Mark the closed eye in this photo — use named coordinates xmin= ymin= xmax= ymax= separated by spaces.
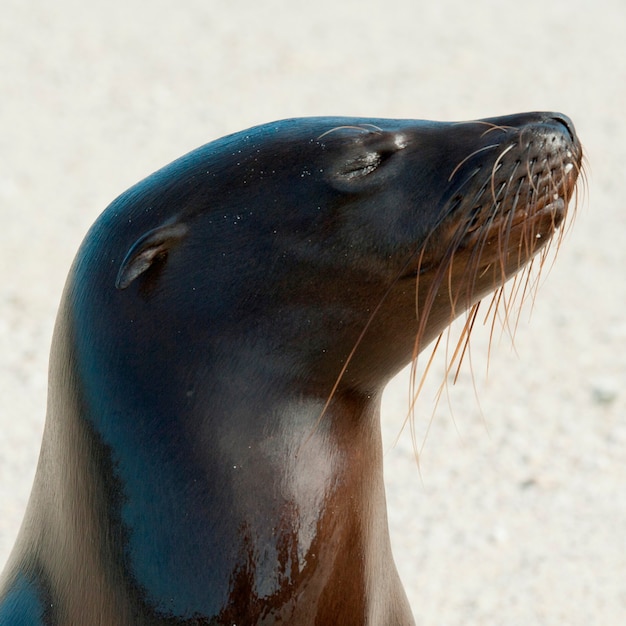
xmin=337 ymin=147 xmax=402 ymax=180
xmin=338 ymin=151 xmax=383 ymax=179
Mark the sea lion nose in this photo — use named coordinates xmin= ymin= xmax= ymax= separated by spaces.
xmin=547 ymin=113 xmax=577 ymax=142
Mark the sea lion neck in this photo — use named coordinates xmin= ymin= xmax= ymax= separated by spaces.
xmin=65 ymin=299 xmax=398 ymax=621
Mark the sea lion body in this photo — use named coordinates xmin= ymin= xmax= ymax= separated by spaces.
xmin=0 ymin=114 xmax=582 ymax=624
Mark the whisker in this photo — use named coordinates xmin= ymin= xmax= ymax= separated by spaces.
xmin=317 ymin=124 xmax=383 ymax=139
xmin=314 ymin=117 xmax=583 ymax=467
xmin=448 ymin=144 xmax=501 ymax=182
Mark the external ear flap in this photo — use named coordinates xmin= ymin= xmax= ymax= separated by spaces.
xmin=116 ymin=221 xmax=189 ymax=290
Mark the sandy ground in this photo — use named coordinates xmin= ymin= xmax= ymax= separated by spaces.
xmin=1 ymin=0 xmax=625 ymax=623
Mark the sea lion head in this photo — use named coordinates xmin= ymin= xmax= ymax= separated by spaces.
xmin=107 ymin=113 xmax=581 ymax=394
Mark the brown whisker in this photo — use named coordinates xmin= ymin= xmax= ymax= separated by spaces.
xmin=448 ymin=144 xmax=500 ymax=182
xmin=314 ymin=115 xmax=583 ymax=465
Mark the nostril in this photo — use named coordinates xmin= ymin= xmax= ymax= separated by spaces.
xmin=549 ymin=113 xmax=577 ymax=142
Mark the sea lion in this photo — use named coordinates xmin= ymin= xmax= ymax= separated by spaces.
xmin=0 ymin=112 xmax=582 ymax=625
